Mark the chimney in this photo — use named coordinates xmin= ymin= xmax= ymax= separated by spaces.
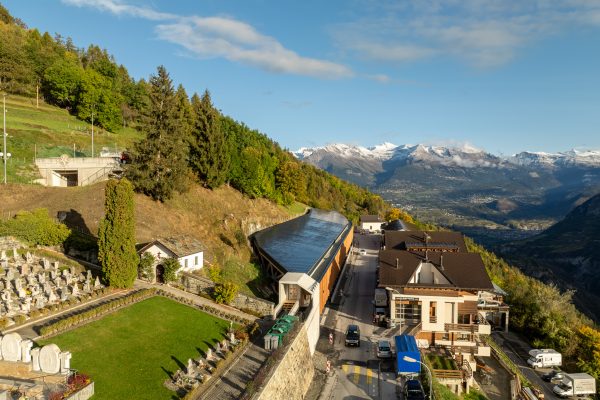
xmin=396 ymin=258 xmax=399 ymax=268
xmin=425 ymin=250 xmax=429 ymax=262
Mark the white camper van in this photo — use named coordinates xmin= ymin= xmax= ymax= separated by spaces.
xmin=527 ymin=349 xmax=562 ymax=369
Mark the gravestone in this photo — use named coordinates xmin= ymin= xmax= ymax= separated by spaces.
xmin=47 ymin=290 xmax=57 ymax=303
xmin=38 ymin=273 xmax=46 ymax=284
xmin=1 ymin=332 xmax=23 ymax=362
xmin=20 ymin=339 xmax=33 ymax=363
xmin=82 ymin=281 xmax=91 ymax=293
xmin=94 ymin=277 xmax=101 ymax=289
xmin=42 ymin=258 xmax=50 ymax=270
xmin=71 ymin=284 xmax=79 ymax=296
xmin=186 ymin=359 xmax=195 ymax=375
xmin=39 ymin=344 xmax=61 ymax=374
xmin=215 ymin=342 xmax=222 ymax=354
xmin=12 ymin=247 xmax=18 ymax=259
xmin=86 ymin=270 xmax=92 ymax=281
xmin=25 ymin=252 xmax=33 ymax=263
xmin=53 ymin=261 xmax=60 ymax=270
xmin=229 ymin=332 xmax=237 ymax=344
xmin=206 ymin=348 xmax=213 ymax=360
xmin=60 ymin=351 xmax=72 ymax=374
xmin=31 ymin=347 xmax=41 ymax=371
xmin=19 ymin=264 xmax=30 ymax=276
xmin=0 ymin=250 xmax=6 ymax=260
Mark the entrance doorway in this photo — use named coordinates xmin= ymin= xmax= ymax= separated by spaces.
xmin=156 ymin=265 xmax=165 ymax=283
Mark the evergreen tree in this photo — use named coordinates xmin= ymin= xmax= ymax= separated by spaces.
xmin=98 ymin=178 xmax=138 ymax=288
xmin=190 ymin=90 xmax=230 ymax=188
xmin=126 ymin=66 xmax=189 ymax=201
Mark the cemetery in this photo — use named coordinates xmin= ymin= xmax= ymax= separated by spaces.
xmin=0 ymin=332 xmax=93 ymax=399
xmin=41 ymin=295 xmax=241 ymax=399
xmin=0 ymin=238 xmax=104 ymax=329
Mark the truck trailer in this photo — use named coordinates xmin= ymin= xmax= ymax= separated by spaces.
xmin=527 ymin=349 xmax=562 ymax=369
xmin=552 ymin=372 xmax=596 ymax=398
xmin=374 ymin=288 xmax=388 ymax=307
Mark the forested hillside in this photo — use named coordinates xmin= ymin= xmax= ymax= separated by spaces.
xmin=0 ymin=3 xmax=385 ymax=221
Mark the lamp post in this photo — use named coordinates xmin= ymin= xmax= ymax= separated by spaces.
xmin=403 ymin=355 xmax=432 ymax=400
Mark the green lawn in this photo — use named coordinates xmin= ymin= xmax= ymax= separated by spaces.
xmin=40 ymin=296 xmax=230 ymax=400
xmin=427 ymin=354 xmax=458 ymax=370
xmin=2 ymin=95 xmax=142 ymax=183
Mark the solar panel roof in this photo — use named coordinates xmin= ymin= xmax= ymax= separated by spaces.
xmin=252 ymin=209 xmax=351 ymax=281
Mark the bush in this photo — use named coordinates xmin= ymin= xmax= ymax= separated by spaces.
xmin=13 ymin=314 xmax=27 ymax=324
xmin=0 ymin=208 xmax=71 ymax=246
xmin=213 ymin=282 xmax=238 ymax=305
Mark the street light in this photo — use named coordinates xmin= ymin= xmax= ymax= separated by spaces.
xmin=403 ymin=355 xmax=432 ymax=400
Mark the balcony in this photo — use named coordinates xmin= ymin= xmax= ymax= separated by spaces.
xmin=444 ymin=323 xmax=490 ymax=335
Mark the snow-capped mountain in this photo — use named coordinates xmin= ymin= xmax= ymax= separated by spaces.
xmin=295 ymin=142 xmax=600 ymax=169
xmin=511 ymin=150 xmax=600 ymax=167
xmin=293 ymin=141 xmax=600 ymax=246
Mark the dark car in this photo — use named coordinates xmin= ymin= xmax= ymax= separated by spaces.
xmin=403 ymin=379 xmax=426 ymax=400
xmin=344 ymin=324 xmax=360 ymax=347
xmin=542 ymin=369 xmax=564 ymax=383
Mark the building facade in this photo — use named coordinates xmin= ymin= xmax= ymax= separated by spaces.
xmin=138 ymin=236 xmax=204 ymax=283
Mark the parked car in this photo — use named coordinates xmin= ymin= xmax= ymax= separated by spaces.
xmin=376 ymin=340 xmax=392 ymax=358
xmin=403 ymin=379 xmax=426 ymax=400
xmin=344 ymin=324 xmax=360 ymax=347
xmin=542 ymin=369 xmax=564 ymax=383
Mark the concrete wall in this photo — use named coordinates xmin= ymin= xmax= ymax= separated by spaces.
xmin=179 ymin=272 xmax=274 ymax=316
xmin=318 ymin=227 xmax=353 ymax=313
xmin=257 ymin=325 xmax=314 ymax=400
xmin=35 ymin=157 xmax=119 ymax=187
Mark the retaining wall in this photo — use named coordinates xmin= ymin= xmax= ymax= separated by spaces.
xmin=256 ymin=325 xmax=314 ymax=400
xmin=179 ymin=273 xmax=274 ymax=316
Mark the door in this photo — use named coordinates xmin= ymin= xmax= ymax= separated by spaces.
xmin=155 ymin=265 xmax=165 ymax=283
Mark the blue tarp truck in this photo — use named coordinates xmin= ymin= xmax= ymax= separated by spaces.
xmin=395 ymin=335 xmax=421 ymax=375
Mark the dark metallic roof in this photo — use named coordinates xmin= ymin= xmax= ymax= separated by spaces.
xmin=360 ymin=215 xmax=382 ymax=223
xmin=252 ymin=209 xmax=351 ymax=281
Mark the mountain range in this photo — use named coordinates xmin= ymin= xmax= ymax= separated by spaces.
xmin=295 ymin=143 xmax=600 ymax=244
xmin=501 ymin=193 xmax=600 ymax=322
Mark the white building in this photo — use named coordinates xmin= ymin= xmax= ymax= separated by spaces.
xmin=138 ymin=236 xmax=205 ymax=283
xmin=360 ymin=215 xmax=383 ymax=232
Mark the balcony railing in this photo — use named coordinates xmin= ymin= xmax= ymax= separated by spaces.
xmin=429 ymin=315 xmax=437 ymax=323
xmin=445 ymin=323 xmax=477 ymax=333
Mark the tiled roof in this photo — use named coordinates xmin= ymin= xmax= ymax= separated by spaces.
xmin=139 ymin=236 xmax=205 ymax=258
xmin=378 ymin=247 xmax=494 ymax=291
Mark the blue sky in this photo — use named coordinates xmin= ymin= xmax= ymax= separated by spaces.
xmin=4 ymin=0 xmax=600 ymax=154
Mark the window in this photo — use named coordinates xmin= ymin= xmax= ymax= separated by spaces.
xmin=395 ymin=299 xmax=422 ymax=323
xmin=429 ymin=302 xmax=437 ymax=323
xmin=185 ymin=259 xmax=188 ymax=268
xmin=458 ymin=314 xmax=471 ymax=324
xmin=195 ymin=256 xmax=199 ymax=265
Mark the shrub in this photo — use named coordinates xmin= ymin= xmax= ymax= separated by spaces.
xmin=213 ymin=282 xmax=238 ymax=305
xmin=0 ymin=208 xmax=71 ymax=246
xmin=13 ymin=314 xmax=26 ymax=324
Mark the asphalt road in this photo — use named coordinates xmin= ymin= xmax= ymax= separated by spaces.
xmin=324 ymin=233 xmax=402 ymax=400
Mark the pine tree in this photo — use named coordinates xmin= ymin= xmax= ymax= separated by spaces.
xmin=125 ymin=66 xmax=189 ymax=201
xmin=190 ymin=90 xmax=230 ymax=188
xmin=98 ymin=178 xmax=138 ymax=288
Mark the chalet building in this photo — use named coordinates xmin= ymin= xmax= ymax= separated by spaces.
xmin=378 ymin=231 xmax=509 ymax=387
xmin=137 ymin=236 xmax=205 ymax=283
xmin=360 ymin=214 xmax=383 ymax=232
xmin=251 ymin=209 xmax=353 ymax=353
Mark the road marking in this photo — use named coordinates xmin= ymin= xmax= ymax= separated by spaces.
xmin=353 ymin=365 xmax=361 ymax=384
xmin=342 ymin=364 xmax=349 ymax=374
xmin=366 ymin=366 xmax=372 ymax=385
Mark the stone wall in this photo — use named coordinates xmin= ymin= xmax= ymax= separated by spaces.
xmin=65 ymin=382 xmax=95 ymax=400
xmin=256 ymin=325 xmax=314 ymax=400
xmin=179 ymin=273 xmax=274 ymax=316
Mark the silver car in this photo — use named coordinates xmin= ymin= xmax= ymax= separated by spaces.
xmin=376 ymin=340 xmax=392 ymax=358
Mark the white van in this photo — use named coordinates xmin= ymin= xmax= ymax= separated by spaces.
xmin=527 ymin=349 xmax=561 ymax=369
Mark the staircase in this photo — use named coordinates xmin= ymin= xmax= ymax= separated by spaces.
xmin=282 ymin=301 xmax=296 ymax=314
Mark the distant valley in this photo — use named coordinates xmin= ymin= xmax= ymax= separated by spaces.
xmin=295 ymin=143 xmax=600 ymax=245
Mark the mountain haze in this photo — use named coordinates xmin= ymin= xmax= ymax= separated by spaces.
xmin=296 ymin=143 xmax=600 ymax=244
xmin=501 ymin=193 xmax=600 ymax=322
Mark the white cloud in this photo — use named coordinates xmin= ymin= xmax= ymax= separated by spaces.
xmin=62 ymin=0 xmax=353 ymax=79
xmin=156 ymin=17 xmax=353 ymax=78
xmin=335 ymin=0 xmax=600 ymax=68
xmin=62 ymin=0 xmax=176 ymax=20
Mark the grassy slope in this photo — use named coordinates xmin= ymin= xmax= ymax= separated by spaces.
xmin=0 ymin=181 xmax=297 ymax=295
xmin=1 ymin=95 xmax=141 ymax=183
xmin=40 ymin=296 xmax=229 ymax=400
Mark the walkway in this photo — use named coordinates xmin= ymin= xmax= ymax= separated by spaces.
xmin=135 ymin=280 xmax=257 ymax=322
xmin=197 ymin=330 xmax=271 ymax=400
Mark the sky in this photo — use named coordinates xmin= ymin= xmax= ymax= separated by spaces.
xmin=4 ymin=0 xmax=600 ymax=154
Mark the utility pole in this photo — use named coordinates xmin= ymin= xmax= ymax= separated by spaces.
xmin=3 ymin=94 xmax=7 ymax=184
xmin=91 ymin=108 xmax=94 ymax=158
